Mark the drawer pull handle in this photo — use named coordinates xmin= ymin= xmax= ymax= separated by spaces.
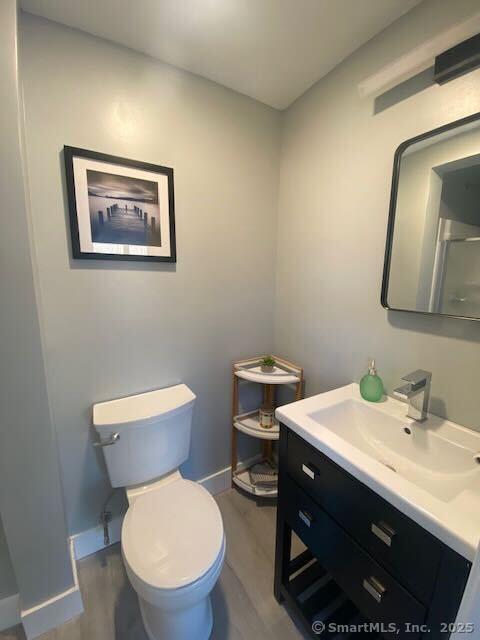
xmin=302 ymin=463 xmax=319 ymax=480
xmin=371 ymin=521 xmax=396 ymax=547
xmin=298 ymin=509 xmax=314 ymax=528
xmin=363 ymin=576 xmax=386 ymax=604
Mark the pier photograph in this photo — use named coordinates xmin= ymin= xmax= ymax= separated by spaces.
xmin=87 ymin=170 xmax=161 ymax=247
xmin=64 ymin=146 xmax=176 ymax=262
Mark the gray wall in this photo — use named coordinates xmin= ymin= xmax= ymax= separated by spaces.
xmin=274 ymin=0 xmax=480 ymax=430
xmin=19 ymin=14 xmax=281 ymax=535
xmin=0 ymin=0 xmax=74 ymax=609
xmin=0 ymin=517 xmax=17 ymax=601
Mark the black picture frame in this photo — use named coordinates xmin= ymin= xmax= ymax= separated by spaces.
xmin=64 ymin=146 xmax=176 ymax=262
xmin=381 ymin=110 xmax=480 ymax=322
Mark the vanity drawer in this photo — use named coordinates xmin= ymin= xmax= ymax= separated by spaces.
xmin=286 ymin=431 xmax=442 ymax=604
xmin=284 ymin=479 xmax=426 ymax=640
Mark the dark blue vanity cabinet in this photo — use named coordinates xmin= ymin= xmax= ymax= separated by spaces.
xmin=274 ymin=426 xmax=472 ymax=639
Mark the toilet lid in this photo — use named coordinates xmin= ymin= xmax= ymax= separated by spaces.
xmin=122 ymin=479 xmax=224 ymax=590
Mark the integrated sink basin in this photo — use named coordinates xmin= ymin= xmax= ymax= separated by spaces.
xmin=309 ymin=397 xmax=479 ymax=502
xmin=276 ymin=383 xmax=480 ymax=560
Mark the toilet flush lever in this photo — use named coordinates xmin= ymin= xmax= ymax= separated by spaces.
xmin=93 ymin=432 xmax=120 ymax=448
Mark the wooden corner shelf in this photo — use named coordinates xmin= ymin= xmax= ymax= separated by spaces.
xmin=234 ymin=410 xmax=279 ymax=440
xmin=232 ymin=462 xmax=278 ymax=497
xmin=231 ymin=355 xmax=304 ymax=499
xmin=234 ymin=356 xmax=302 ymax=385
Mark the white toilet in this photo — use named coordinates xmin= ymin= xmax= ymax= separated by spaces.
xmin=93 ymin=384 xmax=225 ymax=640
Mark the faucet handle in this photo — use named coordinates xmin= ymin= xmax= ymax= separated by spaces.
xmin=401 ymin=370 xmax=432 ymax=389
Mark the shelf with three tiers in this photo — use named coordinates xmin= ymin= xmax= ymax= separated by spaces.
xmin=231 ymin=355 xmax=304 ymax=498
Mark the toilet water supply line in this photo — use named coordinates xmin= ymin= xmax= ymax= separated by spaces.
xmin=100 ymin=489 xmax=117 ymax=545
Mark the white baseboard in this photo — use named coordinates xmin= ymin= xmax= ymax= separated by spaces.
xmin=197 ymin=465 xmax=231 ymax=495
xmin=71 ymin=513 xmax=123 ymax=561
xmin=21 ymin=540 xmax=83 ymax=639
xmin=199 ymin=454 xmax=263 ymax=495
xmin=0 ymin=593 xmax=20 ymax=632
xmin=72 ymin=456 xmax=262 ymax=561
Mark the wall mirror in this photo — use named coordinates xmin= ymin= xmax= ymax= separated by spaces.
xmin=382 ymin=112 xmax=480 ymax=321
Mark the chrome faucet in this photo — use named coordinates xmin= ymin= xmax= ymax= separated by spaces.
xmin=393 ymin=370 xmax=432 ymax=422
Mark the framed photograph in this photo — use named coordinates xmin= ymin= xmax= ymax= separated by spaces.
xmin=64 ymin=146 xmax=176 ymax=262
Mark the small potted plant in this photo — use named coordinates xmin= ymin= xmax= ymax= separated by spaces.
xmin=260 ymin=356 xmax=276 ymax=373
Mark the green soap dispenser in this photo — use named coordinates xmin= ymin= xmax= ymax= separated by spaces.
xmin=360 ymin=359 xmax=384 ymax=402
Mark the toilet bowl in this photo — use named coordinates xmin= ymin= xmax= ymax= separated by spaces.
xmin=122 ymin=474 xmax=225 ymax=640
xmin=93 ymin=384 xmax=225 ymax=640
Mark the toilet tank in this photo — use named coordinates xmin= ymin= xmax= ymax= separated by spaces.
xmin=93 ymin=384 xmax=196 ymax=488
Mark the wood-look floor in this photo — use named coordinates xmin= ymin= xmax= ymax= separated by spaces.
xmin=1 ymin=489 xmax=307 ymax=640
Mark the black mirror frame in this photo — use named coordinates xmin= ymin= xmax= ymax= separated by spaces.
xmin=381 ymin=110 xmax=480 ymax=323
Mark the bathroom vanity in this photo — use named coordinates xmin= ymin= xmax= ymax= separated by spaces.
xmin=274 ymin=385 xmax=478 ymax=639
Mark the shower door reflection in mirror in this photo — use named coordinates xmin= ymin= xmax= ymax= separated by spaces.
xmin=382 ymin=113 xmax=480 ymax=321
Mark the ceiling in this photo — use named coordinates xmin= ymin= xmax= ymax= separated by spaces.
xmin=20 ymin=0 xmax=423 ymax=110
